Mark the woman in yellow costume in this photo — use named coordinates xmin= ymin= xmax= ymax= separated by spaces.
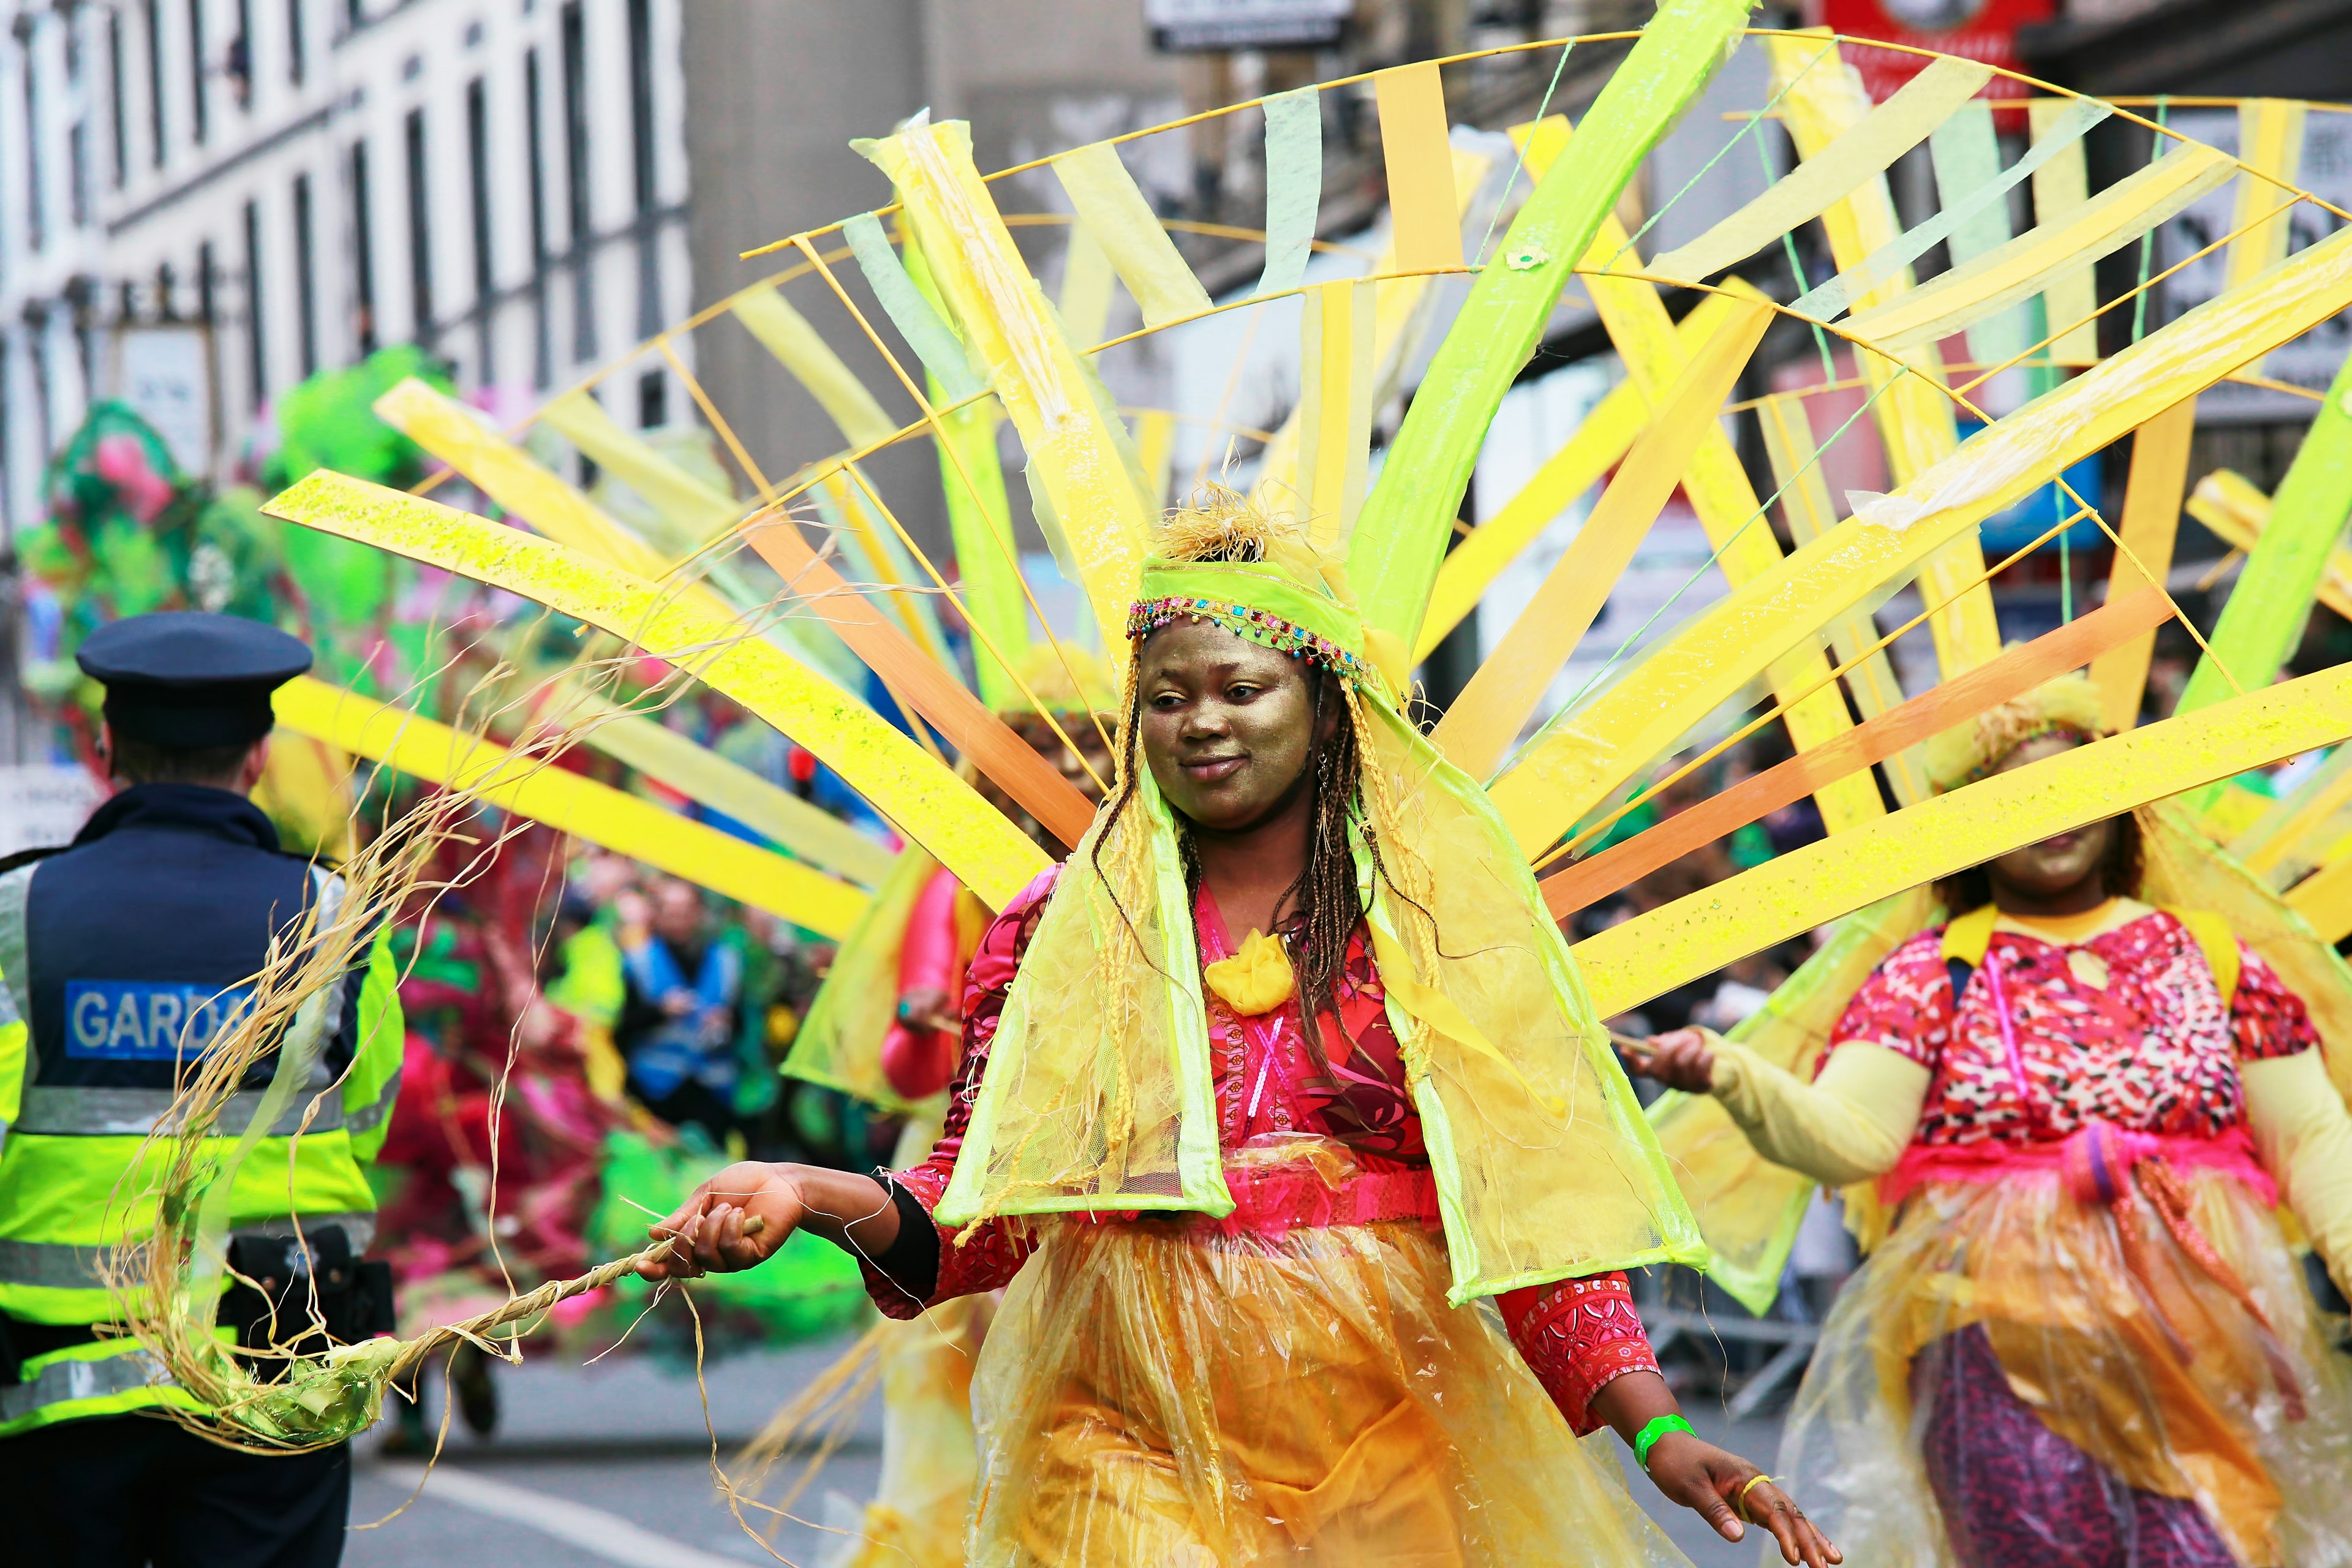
xmin=1631 ymin=674 xmax=2352 ymax=1568
xmin=646 ymin=496 xmax=1839 ymax=1566
xmin=783 ymin=643 xmax=1117 ymax=1568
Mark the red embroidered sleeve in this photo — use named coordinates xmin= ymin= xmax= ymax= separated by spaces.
xmin=1496 ymin=1271 xmax=1659 ymax=1436
xmin=859 ymin=868 xmax=1058 ymax=1319
xmin=1824 ymin=930 xmax=1958 ymax=1072
xmin=2229 ymin=943 xmax=2320 ymax=1063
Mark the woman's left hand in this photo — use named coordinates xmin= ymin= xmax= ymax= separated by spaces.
xmin=1644 ymin=1432 xmax=1841 ymax=1567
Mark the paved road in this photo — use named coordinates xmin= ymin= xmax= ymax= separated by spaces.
xmin=345 ymin=1332 xmax=1788 ymax=1567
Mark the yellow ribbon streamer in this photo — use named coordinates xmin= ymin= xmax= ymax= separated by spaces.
xmin=1572 ymin=660 xmax=2352 ymax=1019
xmin=262 ymin=470 xmax=1051 ymax=910
xmin=271 ymin=677 xmax=870 ymax=940
xmin=1050 ymin=143 xmax=1213 ymax=331
xmin=1373 ymin=61 xmax=1464 ymax=275
xmin=729 ymin=284 xmax=900 ymax=451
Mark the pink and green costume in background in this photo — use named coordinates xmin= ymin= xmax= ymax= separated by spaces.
xmin=1791 ymin=909 xmax=2351 ymax=1568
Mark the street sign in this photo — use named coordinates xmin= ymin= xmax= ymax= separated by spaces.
xmin=1146 ymin=0 xmax=1351 ymax=52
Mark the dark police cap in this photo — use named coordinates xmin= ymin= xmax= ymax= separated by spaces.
xmin=76 ymin=612 xmax=314 ymax=748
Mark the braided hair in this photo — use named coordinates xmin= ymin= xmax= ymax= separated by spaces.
xmin=1092 ymin=647 xmax=1375 ymax=1115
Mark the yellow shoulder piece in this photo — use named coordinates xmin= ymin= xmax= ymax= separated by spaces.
xmin=2165 ymin=907 xmax=2242 ymax=1001
xmin=1940 ymin=905 xmax=2000 ymax=969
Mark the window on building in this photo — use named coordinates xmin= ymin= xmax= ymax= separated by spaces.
xmin=187 ymin=0 xmax=206 ymax=144
xmin=228 ymin=0 xmax=252 ymax=108
xmin=559 ymin=2 xmax=587 ymax=245
xmin=143 ymin=0 xmax=164 ymax=169
xmin=350 ymin=139 xmax=375 ymax=353
xmin=466 ymin=77 xmax=491 ymax=380
xmin=405 ymin=106 xmax=431 ymax=336
xmin=345 ymin=0 xmax=361 ymax=31
xmin=68 ymin=123 xmax=88 ymax=231
xmin=22 ymin=28 xmax=47 ymax=254
xmin=636 ymin=369 xmax=664 ymax=430
xmin=0 ymin=336 xmax=13 ymax=540
xmin=198 ymin=238 xmax=216 ymax=322
xmin=286 ymin=0 xmax=303 ymax=85
xmin=293 ymin=170 xmax=317 ymax=377
xmin=627 ymin=0 xmax=652 ymax=214
xmin=243 ymin=199 xmax=265 ymax=406
xmin=524 ymin=47 xmax=549 ymax=387
xmin=107 ymin=12 xmax=127 ymax=187
xmin=560 ymin=1 xmax=593 ymax=360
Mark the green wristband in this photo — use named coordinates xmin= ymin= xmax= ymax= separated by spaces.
xmin=1634 ymin=1413 xmax=1695 ymax=1471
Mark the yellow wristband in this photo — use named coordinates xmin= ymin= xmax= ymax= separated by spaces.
xmin=1737 ymin=1474 xmax=1776 ymax=1520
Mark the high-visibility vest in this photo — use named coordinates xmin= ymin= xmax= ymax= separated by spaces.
xmin=0 ymin=784 xmax=403 ymax=1436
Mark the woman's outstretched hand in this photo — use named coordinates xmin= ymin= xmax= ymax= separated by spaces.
xmin=1643 ymin=1430 xmax=1841 ymax=1567
xmin=1620 ymin=1027 xmax=1717 ymax=1095
xmin=638 ymin=1161 xmax=805 ymax=1280
xmin=1589 ymin=1371 xmax=1839 ymax=1566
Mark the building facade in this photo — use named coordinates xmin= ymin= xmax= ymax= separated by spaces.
xmin=0 ymin=0 xmax=694 ymax=536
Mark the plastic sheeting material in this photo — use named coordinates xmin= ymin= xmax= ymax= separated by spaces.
xmin=960 ymin=1180 xmax=1694 ymax=1564
xmin=1257 ymin=85 xmax=1324 ymax=298
xmin=1374 ymin=62 xmax=1463 ymax=275
xmin=1050 ymin=141 xmax=1212 ymax=331
xmin=843 ymin=211 xmax=987 ymax=403
xmin=1781 ymin=1172 xmax=2352 ymax=1566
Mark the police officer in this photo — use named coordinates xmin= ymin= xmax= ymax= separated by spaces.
xmin=0 ymin=612 xmax=404 ymax=1566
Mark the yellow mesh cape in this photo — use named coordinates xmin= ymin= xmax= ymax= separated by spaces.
xmin=1654 ymin=675 xmax=2352 ymax=1314
xmin=934 ymin=519 xmax=1703 ymax=1304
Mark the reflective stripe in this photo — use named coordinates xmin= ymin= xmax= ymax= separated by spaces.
xmin=342 ymin=1064 xmax=401 ymax=1136
xmin=14 ymin=1084 xmax=350 ymax=1136
xmin=0 ymin=1341 xmax=168 ymax=1427
xmin=0 ymin=1213 xmax=378 ymax=1290
xmin=0 ymin=865 xmax=31 ymax=1030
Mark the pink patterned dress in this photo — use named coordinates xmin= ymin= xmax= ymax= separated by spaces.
xmin=861 ymin=867 xmax=1659 ymax=1436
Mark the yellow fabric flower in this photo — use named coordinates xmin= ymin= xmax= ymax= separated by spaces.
xmin=1202 ymin=929 xmax=1295 ymax=1016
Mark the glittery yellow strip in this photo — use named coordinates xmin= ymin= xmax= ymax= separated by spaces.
xmin=271 ymin=677 xmax=870 ymax=939
xmin=1573 ymin=661 xmax=2352 ymax=1018
xmin=262 ymin=470 xmax=1050 ymax=909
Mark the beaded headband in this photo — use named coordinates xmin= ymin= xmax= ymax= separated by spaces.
xmin=1125 ymin=593 xmax=1371 ymax=684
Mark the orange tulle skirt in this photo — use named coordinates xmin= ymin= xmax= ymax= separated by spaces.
xmin=961 ymin=1210 xmax=1688 ymax=1567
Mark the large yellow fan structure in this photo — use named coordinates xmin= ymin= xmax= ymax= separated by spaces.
xmin=137 ymin=1 xmax=2352 ymax=1443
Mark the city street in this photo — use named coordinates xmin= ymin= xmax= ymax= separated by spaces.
xmin=344 ymin=1328 xmax=1787 ymax=1567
